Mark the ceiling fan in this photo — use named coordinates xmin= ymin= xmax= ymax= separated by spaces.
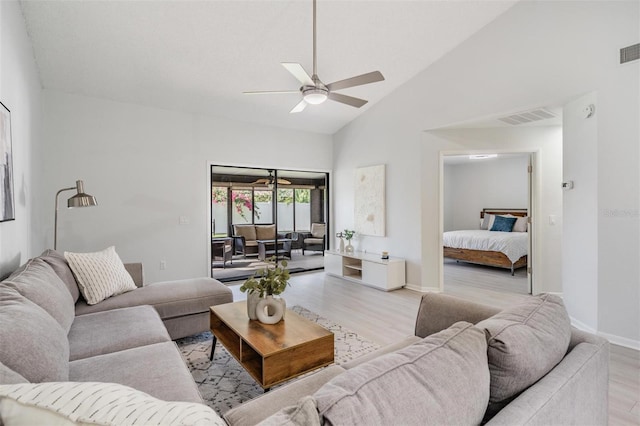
xmin=244 ymin=0 xmax=384 ymax=113
xmin=252 ymin=170 xmax=291 ymax=186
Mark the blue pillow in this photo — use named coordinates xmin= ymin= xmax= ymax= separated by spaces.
xmin=490 ymin=215 xmax=517 ymax=232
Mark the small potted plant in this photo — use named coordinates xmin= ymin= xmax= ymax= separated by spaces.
xmin=343 ymin=229 xmax=355 ymax=254
xmin=240 ymin=257 xmax=290 ymax=324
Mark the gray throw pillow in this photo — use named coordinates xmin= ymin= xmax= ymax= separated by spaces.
xmin=475 ymin=293 xmax=571 ymax=403
xmin=3 ymin=258 xmax=75 ymax=332
xmin=314 ymin=322 xmax=490 ymax=426
xmin=0 ymin=360 xmax=29 ymax=385
xmin=0 ymin=287 xmax=70 ymax=382
xmin=38 ymin=249 xmax=81 ymax=302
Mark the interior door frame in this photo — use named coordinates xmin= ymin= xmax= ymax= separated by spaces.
xmin=439 ymin=150 xmax=537 ymax=294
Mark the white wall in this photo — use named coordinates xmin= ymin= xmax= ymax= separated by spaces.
xmin=333 ymin=1 xmax=638 ymax=345
xmin=0 ymin=1 xmax=42 ymax=278
xmin=563 ymin=93 xmax=599 ymax=333
xmin=38 ymin=91 xmax=332 ymax=283
xmin=444 ymin=155 xmax=529 ymax=231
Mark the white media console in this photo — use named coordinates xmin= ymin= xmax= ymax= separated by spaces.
xmin=324 ymin=250 xmax=406 ymax=291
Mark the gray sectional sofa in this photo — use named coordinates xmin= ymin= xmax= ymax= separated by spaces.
xmin=225 ymin=293 xmax=610 ymax=425
xmin=0 ymin=249 xmax=233 ymax=404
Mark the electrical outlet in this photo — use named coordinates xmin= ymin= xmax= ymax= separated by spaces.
xmin=160 ymin=260 xmax=166 ymax=270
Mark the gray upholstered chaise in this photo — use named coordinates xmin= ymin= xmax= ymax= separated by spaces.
xmin=0 ymin=250 xmax=232 ymax=404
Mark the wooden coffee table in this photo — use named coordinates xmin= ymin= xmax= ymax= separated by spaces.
xmin=209 ymin=301 xmax=334 ymax=390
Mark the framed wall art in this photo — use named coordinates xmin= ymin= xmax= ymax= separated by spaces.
xmin=354 ymin=164 xmax=385 ymax=236
xmin=1 ymin=101 xmax=15 ymax=222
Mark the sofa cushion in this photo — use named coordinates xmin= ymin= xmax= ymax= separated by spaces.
xmin=65 ymin=246 xmax=137 ymax=305
xmin=2 ymin=258 xmax=75 ymax=332
xmin=303 ymin=237 xmax=324 ymax=245
xmin=74 ymin=277 xmax=232 ymax=320
xmin=255 ymin=224 xmax=276 ymax=240
xmin=38 ymin=249 xmax=81 ymax=302
xmin=0 ymin=382 xmax=224 ymax=426
xmin=0 ymin=362 xmax=28 ymax=385
xmin=313 ymin=322 xmax=490 ymax=425
xmin=475 ymin=293 xmax=571 ymax=403
xmin=0 ymin=287 xmax=69 ymax=383
xmin=234 ymin=224 xmax=257 ymax=241
xmin=257 ymin=396 xmax=321 ymax=426
xmin=69 ymin=306 xmax=171 ymax=361
xmin=69 ymin=342 xmax=202 ymax=403
xmin=224 ymin=365 xmax=345 ymax=426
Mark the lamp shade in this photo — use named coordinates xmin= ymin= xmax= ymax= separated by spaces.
xmin=67 ymin=180 xmax=97 ymax=208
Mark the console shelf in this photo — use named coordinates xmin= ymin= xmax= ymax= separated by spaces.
xmin=324 ymin=250 xmax=405 ymax=291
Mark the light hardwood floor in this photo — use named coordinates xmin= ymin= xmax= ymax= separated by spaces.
xmin=228 ymin=270 xmax=640 ymax=426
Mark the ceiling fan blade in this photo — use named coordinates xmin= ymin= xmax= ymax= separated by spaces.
xmin=277 ymin=178 xmax=291 ymax=185
xmin=243 ymin=90 xmax=299 ymax=95
xmin=252 ymin=178 xmax=269 ymax=184
xmin=326 ymin=71 xmax=385 ymax=92
xmin=282 ymin=63 xmax=314 ymax=86
xmin=327 ymin=92 xmax=368 ymax=108
xmin=290 ymin=99 xmax=307 ymax=114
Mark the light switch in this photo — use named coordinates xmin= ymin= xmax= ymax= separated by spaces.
xmin=549 ymin=215 xmax=557 ymax=225
xmin=179 ymin=216 xmax=189 ymax=225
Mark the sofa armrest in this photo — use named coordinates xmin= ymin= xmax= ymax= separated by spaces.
xmin=487 ymin=337 xmax=609 ymax=425
xmin=414 ymin=293 xmax=500 ymax=338
xmin=124 ymin=263 xmax=144 ymax=287
xmin=298 ymin=232 xmax=312 ymax=241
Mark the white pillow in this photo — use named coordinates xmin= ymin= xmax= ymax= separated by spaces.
xmin=481 ymin=214 xmax=496 ymax=230
xmin=65 ymin=246 xmax=136 ymax=305
xmin=0 ymin=382 xmax=225 ymax=426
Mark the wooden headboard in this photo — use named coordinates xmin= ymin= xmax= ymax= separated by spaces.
xmin=480 ymin=208 xmax=528 ymax=218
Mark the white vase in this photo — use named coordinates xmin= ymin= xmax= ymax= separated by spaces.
xmin=339 ymin=237 xmax=345 ymax=253
xmin=345 ymin=241 xmax=354 ymax=254
xmin=256 ymin=295 xmax=285 ymax=324
xmin=247 ymin=291 xmax=260 ymax=320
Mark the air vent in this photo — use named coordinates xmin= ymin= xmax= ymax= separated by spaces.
xmin=620 ymin=43 xmax=640 ymax=64
xmin=498 ymin=108 xmax=556 ymax=126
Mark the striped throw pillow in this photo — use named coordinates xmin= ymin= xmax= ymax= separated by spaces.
xmin=65 ymin=246 xmax=137 ymax=305
xmin=0 ymin=382 xmax=225 ymax=426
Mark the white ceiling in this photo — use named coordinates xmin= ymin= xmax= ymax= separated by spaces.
xmin=20 ymin=0 xmax=517 ymax=135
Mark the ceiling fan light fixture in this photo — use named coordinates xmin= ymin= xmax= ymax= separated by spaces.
xmin=303 ymin=87 xmax=328 ymax=105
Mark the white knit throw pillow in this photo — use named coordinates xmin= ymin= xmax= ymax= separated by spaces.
xmin=0 ymin=382 xmax=225 ymax=426
xmin=65 ymin=246 xmax=136 ymax=305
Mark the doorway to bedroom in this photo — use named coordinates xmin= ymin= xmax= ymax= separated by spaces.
xmin=442 ymin=153 xmax=532 ymax=295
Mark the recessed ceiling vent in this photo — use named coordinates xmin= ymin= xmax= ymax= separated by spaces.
xmin=498 ymin=108 xmax=556 ymax=126
xmin=620 ymin=43 xmax=640 ymax=64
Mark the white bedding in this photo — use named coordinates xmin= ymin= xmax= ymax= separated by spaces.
xmin=443 ymin=230 xmax=528 ymax=263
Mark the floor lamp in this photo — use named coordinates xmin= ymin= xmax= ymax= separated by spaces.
xmin=54 ymin=180 xmax=97 ymax=250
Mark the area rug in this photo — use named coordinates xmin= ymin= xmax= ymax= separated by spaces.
xmin=176 ymin=305 xmax=380 ymax=416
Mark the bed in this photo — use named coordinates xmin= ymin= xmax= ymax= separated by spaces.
xmin=443 ymin=208 xmax=528 ymax=275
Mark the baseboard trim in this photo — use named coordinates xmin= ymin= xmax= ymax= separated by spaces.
xmin=597 ymin=331 xmax=640 ymax=350
xmin=569 ymin=316 xmax=597 ymax=334
xmin=570 ymin=316 xmax=639 ymax=350
xmin=404 ymin=283 xmax=440 ymax=293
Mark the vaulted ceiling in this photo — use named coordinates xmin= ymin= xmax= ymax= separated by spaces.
xmin=20 ymin=0 xmax=517 ymax=135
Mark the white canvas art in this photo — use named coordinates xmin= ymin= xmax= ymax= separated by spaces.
xmin=354 ymin=164 xmax=385 ymax=236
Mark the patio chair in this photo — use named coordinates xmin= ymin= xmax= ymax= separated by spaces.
xmin=302 ymin=223 xmax=326 ymax=255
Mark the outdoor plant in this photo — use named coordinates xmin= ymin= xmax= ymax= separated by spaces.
xmin=211 ymin=188 xmax=260 ymax=221
xmin=343 ymin=229 xmax=355 ymax=241
xmin=240 ymin=257 xmax=290 ymax=297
